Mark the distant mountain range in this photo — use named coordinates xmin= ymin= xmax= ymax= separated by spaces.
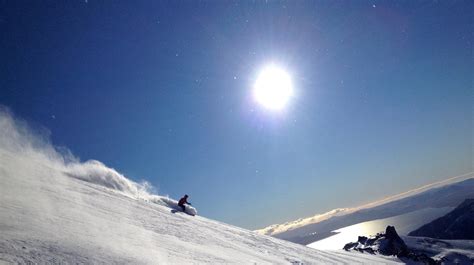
xmin=408 ymin=198 xmax=474 ymax=240
xmin=256 ymin=173 xmax=474 ymax=246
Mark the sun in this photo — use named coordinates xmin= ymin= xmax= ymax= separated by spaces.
xmin=253 ymin=65 xmax=293 ymax=111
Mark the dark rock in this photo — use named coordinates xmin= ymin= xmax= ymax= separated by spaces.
xmin=361 ymin=247 xmax=375 ymax=255
xmin=378 ymin=226 xmax=408 ymax=256
xmin=365 ymin=237 xmax=377 ymax=245
xmin=343 ymin=242 xmax=358 ymax=251
xmin=357 ymin=236 xmax=367 ymax=244
xmin=343 ymin=225 xmax=439 ymax=264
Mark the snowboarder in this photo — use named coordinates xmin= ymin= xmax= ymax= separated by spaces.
xmin=178 ymin=194 xmax=191 ymax=212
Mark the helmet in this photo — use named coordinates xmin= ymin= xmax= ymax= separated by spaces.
xmin=184 ymin=194 xmax=188 ymax=198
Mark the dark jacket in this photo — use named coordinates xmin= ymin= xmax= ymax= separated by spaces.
xmin=178 ymin=197 xmax=189 ymax=206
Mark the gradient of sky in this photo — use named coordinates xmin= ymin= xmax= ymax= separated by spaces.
xmin=1 ymin=1 xmax=472 ymax=229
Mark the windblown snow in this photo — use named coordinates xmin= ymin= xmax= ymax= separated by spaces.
xmin=0 ymin=108 xmax=399 ymax=264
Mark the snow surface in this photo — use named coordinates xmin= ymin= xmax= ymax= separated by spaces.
xmin=0 ymin=109 xmax=400 ymax=263
xmin=403 ymin=237 xmax=474 ymax=263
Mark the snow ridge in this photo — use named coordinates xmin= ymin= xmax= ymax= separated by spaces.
xmin=256 ymin=208 xmax=353 ymax=236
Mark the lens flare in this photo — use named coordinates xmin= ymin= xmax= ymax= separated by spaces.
xmin=253 ymin=65 xmax=293 ymax=111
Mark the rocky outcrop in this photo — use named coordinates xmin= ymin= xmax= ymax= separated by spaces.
xmin=343 ymin=226 xmax=438 ymax=265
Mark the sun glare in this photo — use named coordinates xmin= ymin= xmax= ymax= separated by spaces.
xmin=253 ymin=65 xmax=293 ymax=111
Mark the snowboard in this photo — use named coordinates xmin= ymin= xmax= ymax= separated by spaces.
xmin=171 ymin=207 xmax=196 ymax=216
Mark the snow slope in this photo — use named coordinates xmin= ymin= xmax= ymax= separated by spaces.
xmin=0 ymin=109 xmax=400 ymax=264
xmin=403 ymin=237 xmax=474 ymax=263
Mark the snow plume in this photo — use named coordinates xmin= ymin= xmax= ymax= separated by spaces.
xmin=0 ymin=107 xmax=66 ymax=166
xmin=0 ymin=106 xmax=197 ymax=214
xmin=64 ymin=160 xmax=152 ymax=198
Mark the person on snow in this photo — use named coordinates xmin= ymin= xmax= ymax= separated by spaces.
xmin=178 ymin=194 xmax=191 ymax=212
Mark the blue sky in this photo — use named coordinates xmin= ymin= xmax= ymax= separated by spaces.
xmin=1 ymin=1 xmax=472 ymax=229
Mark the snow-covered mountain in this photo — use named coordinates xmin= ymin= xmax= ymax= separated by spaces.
xmin=256 ymin=173 xmax=474 ymax=246
xmin=0 ymin=109 xmax=401 ymax=263
xmin=408 ymin=199 xmax=474 ymax=240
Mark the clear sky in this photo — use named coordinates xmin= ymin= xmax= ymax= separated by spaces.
xmin=1 ymin=1 xmax=472 ymax=229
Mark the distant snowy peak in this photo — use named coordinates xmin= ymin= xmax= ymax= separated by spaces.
xmin=408 ymin=198 xmax=474 ymax=239
xmin=255 ymin=208 xmax=353 ymax=236
xmin=256 ymin=172 xmax=474 ymax=243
